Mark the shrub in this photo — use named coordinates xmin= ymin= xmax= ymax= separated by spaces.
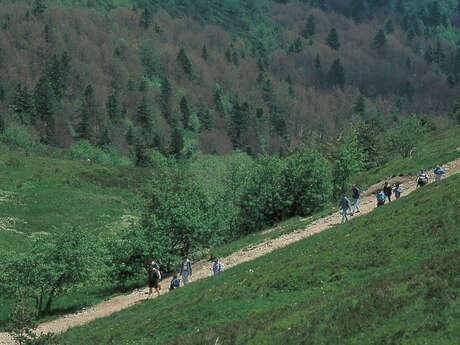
xmin=0 ymin=126 xmax=35 ymax=152
xmin=386 ymin=115 xmax=427 ymax=158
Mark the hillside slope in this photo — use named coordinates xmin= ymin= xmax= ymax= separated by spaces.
xmin=55 ymin=174 xmax=460 ymax=344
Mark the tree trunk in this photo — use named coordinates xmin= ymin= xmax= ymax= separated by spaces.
xmin=45 ymin=288 xmax=55 ymax=314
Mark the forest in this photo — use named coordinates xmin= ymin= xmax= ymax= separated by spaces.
xmin=0 ymin=0 xmax=459 ymax=161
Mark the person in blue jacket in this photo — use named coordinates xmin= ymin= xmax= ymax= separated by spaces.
xmin=338 ymin=194 xmax=352 ymax=223
xmin=376 ymin=190 xmax=386 ymax=207
xmin=433 ymin=165 xmax=446 ymax=182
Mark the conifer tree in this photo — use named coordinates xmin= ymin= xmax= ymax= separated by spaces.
xmin=77 ymin=84 xmax=97 ymax=140
xmin=32 ymin=0 xmax=47 ymax=16
xmin=106 ymin=93 xmax=121 ymax=123
xmin=270 ymin=105 xmax=287 ymax=139
xmin=201 ymin=44 xmax=208 ymax=61
xmin=326 ymin=28 xmax=340 ymax=51
xmin=230 ymin=100 xmax=249 ymax=147
xmin=180 ymin=96 xmax=190 ymax=129
xmin=328 ymin=59 xmax=345 ymax=89
xmin=427 ymin=1 xmax=441 ymax=27
xmin=434 ymin=41 xmax=445 ymax=67
xmin=140 ymin=7 xmax=153 ymax=29
xmin=0 ymin=113 xmax=5 ymax=134
xmin=136 ymin=95 xmax=151 ymax=131
xmin=177 ymin=48 xmax=192 ymax=77
xmin=10 ymin=84 xmax=33 ymax=123
xmin=373 ymin=29 xmax=387 ymax=48
xmin=384 ymin=19 xmax=394 ymax=34
xmin=396 ymin=0 xmax=406 ymax=15
xmin=197 ymin=109 xmax=213 ymax=131
xmin=424 ymin=45 xmax=434 ymax=64
xmin=160 ymin=77 xmax=173 ymax=124
xmin=170 ymin=127 xmax=184 ymax=156
xmin=353 ymin=95 xmax=365 ymax=116
xmin=34 ymin=76 xmax=55 ymax=130
xmin=301 ymin=14 xmax=316 ymax=39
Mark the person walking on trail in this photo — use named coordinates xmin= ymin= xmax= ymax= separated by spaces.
xmin=338 ymin=194 xmax=352 ymax=224
xmin=212 ymin=258 xmax=224 ymax=275
xmin=393 ymin=183 xmax=403 ymax=199
xmin=383 ymin=182 xmax=392 ymax=202
xmin=351 ymin=184 xmax=360 ymax=215
xmin=433 ymin=165 xmax=446 ymax=182
xmin=180 ymin=257 xmax=193 ymax=285
xmin=417 ymin=169 xmax=428 ymax=187
xmin=376 ymin=190 xmax=386 ymax=207
xmin=169 ymin=275 xmax=181 ymax=291
xmin=148 ymin=263 xmax=161 ymax=298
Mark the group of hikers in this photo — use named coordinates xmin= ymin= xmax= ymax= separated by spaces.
xmin=147 ymin=256 xmax=224 ymax=298
xmin=339 ymin=164 xmax=446 ymax=223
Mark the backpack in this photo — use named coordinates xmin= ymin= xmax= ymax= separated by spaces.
xmin=152 ymin=268 xmax=160 ymax=281
xmin=213 ymin=262 xmax=224 ymax=274
xmin=377 ymin=192 xmax=385 ymax=201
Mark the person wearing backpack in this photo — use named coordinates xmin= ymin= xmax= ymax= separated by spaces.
xmin=180 ymin=256 xmax=193 ymax=285
xmin=433 ymin=165 xmax=446 ymax=182
xmin=147 ymin=263 xmax=161 ymax=298
xmin=169 ymin=275 xmax=181 ymax=291
xmin=351 ymin=184 xmax=361 ymax=215
xmin=393 ymin=183 xmax=403 ymax=199
xmin=417 ymin=169 xmax=428 ymax=187
xmin=383 ymin=182 xmax=392 ymax=202
xmin=376 ymin=190 xmax=386 ymax=207
xmin=338 ymin=194 xmax=352 ymax=224
xmin=212 ymin=258 xmax=224 ymax=275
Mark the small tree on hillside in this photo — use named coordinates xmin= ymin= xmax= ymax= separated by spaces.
xmin=301 ymin=14 xmax=316 ymax=39
xmin=386 ymin=115 xmax=427 ymax=158
xmin=328 ymin=59 xmax=345 ymax=89
xmin=177 ymin=48 xmax=193 ymax=78
xmin=326 ymin=28 xmax=340 ymax=51
xmin=373 ymin=29 xmax=387 ymax=48
xmin=170 ymin=126 xmax=184 ymax=156
xmin=180 ymin=96 xmax=191 ymax=129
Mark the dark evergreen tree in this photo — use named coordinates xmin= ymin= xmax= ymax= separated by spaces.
xmin=180 ymin=96 xmax=190 ymax=129
xmin=406 ymin=26 xmax=415 ymax=41
xmin=395 ymin=0 xmax=406 ymax=15
xmin=136 ymin=95 xmax=151 ymax=131
xmin=288 ymin=37 xmax=303 ymax=54
xmin=326 ymin=28 xmax=340 ymax=51
xmin=197 ymin=109 xmax=213 ymax=131
xmin=98 ymin=120 xmax=112 ymax=147
xmin=177 ymin=48 xmax=192 ymax=77
xmin=139 ymin=7 xmax=153 ymax=29
xmin=353 ymin=95 xmax=366 ymax=116
xmin=301 ymin=14 xmax=316 ymax=39
xmin=424 ymin=45 xmax=434 ymax=64
xmin=0 ymin=113 xmax=5 ymax=134
xmin=77 ymin=84 xmax=97 ymax=140
xmin=160 ymin=77 xmax=174 ymax=124
xmin=34 ymin=76 xmax=55 ymax=130
xmin=230 ymin=100 xmax=249 ymax=147
xmin=373 ymin=29 xmax=387 ymax=48
xmin=328 ymin=59 xmax=345 ymax=89
xmin=225 ymin=48 xmax=232 ymax=63
xmin=170 ymin=127 xmax=184 ymax=156
xmin=106 ymin=93 xmax=121 ymax=123
xmin=262 ymin=78 xmax=274 ymax=103
xmin=214 ymin=85 xmax=226 ymax=114
xmin=201 ymin=44 xmax=208 ymax=61
xmin=384 ymin=19 xmax=394 ymax=34
xmin=10 ymin=84 xmax=33 ymax=123
xmin=46 ymin=53 xmax=71 ymax=100
xmin=32 ymin=0 xmax=47 ymax=16
xmin=44 ymin=23 xmax=50 ymax=43
xmin=315 ymin=53 xmax=321 ymax=70
xmin=126 ymin=125 xmax=135 ymax=146
xmin=434 ymin=40 xmax=445 ymax=67
xmin=270 ymin=105 xmax=287 ymax=139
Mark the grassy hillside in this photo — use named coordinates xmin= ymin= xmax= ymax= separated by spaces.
xmin=0 ymin=143 xmax=151 ymax=253
xmin=60 ymin=173 xmax=460 ymax=345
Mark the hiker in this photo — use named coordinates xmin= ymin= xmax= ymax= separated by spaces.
xmin=151 ymin=260 xmax=160 ymax=270
xmin=338 ymin=193 xmax=352 ymax=224
xmin=180 ymin=256 xmax=193 ymax=285
xmin=376 ymin=190 xmax=386 ymax=207
xmin=148 ymin=263 xmax=161 ymax=298
xmin=417 ymin=169 xmax=428 ymax=187
xmin=433 ymin=165 xmax=446 ymax=182
xmin=383 ymin=182 xmax=392 ymax=202
xmin=351 ymin=184 xmax=360 ymax=215
xmin=212 ymin=258 xmax=224 ymax=275
xmin=393 ymin=183 xmax=403 ymax=199
xmin=169 ymin=275 xmax=181 ymax=291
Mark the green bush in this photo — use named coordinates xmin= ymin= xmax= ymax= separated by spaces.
xmin=0 ymin=126 xmax=35 ymax=152
xmin=386 ymin=115 xmax=427 ymax=158
xmin=68 ymin=141 xmax=132 ymax=166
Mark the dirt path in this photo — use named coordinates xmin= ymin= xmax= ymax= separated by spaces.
xmin=1 ymin=158 xmax=459 ymax=345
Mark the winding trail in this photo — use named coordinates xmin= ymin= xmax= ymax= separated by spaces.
xmin=1 ymin=158 xmax=459 ymax=345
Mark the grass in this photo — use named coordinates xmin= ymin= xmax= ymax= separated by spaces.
xmin=59 ymin=174 xmax=460 ymax=345
xmin=355 ymin=125 xmax=460 ymax=190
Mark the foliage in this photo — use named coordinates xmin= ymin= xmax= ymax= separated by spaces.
xmin=68 ymin=140 xmax=131 ymax=165
xmin=0 ymin=126 xmax=35 ymax=152
xmin=333 ymin=129 xmax=367 ymax=193
xmin=386 ymin=115 xmax=428 ymax=158
xmin=0 ymin=227 xmax=101 ymax=314
xmin=59 ymin=174 xmax=460 ymax=345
